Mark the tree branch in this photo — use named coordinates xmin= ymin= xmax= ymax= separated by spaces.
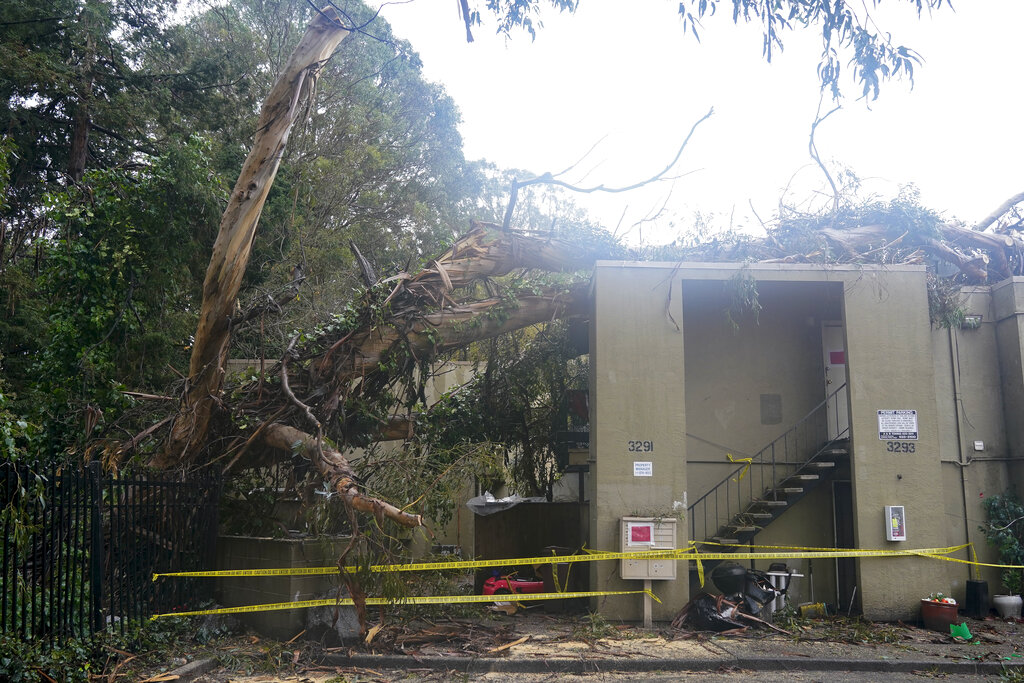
xmin=262 ymin=423 xmax=425 ymax=528
xmin=501 ymin=107 xmax=714 ymax=225
xmin=974 ymin=191 xmax=1024 ymax=233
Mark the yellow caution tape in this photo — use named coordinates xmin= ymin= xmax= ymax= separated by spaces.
xmin=150 ymin=589 xmax=659 ymax=620
xmin=726 ymin=453 xmax=753 ymax=481
xmin=152 ymin=548 xmax=683 ymax=580
xmin=153 ymin=543 xmax=981 ymax=581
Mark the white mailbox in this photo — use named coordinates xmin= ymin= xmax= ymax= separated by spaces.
xmin=620 ymin=516 xmax=677 ymax=580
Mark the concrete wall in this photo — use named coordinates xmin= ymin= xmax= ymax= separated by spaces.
xmin=994 ymin=279 xmax=1024 ymax=466
xmin=590 ymin=264 xmax=688 ymax=620
xmin=752 ymin=481 xmax=840 ymax=605
xmin=840 ymin=267 xmax=948 ymax=620
xmin=591 ymin=262 xmax=965 ymax=622
xmin=216 ymin=536 xmax=350 ymax=640
xmin=930 ymin=287 xmax=1012 ymax=597
xmin=683 ymin=279 xmax=840 ymax=536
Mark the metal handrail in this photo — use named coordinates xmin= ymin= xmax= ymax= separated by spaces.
xmin=688 ymin=382 xmax=849 ymax=545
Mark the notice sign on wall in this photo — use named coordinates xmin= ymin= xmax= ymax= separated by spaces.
xmin=633 ymin=461 xmax=653 ymax=477
xmin=878 ymin=410 xmax=918 ymax=440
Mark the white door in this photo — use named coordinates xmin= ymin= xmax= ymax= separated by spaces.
xmin=822 ymin=322 xmax=849 ymax=440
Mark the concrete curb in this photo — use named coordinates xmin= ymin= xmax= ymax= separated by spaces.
xmin=165 ymin=657 xmax=219 ymax=681
xmin=318 ymin=653 xmax=1024 ymax=676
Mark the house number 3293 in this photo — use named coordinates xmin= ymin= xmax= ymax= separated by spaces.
xmin=886 ymin=441 xmax=915 ymax=453
xmin=628 ymin=440 xmax=654 ymax=452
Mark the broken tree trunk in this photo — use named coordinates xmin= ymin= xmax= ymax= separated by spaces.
xmin=184 ymin=224 xmax=591 ymax=526
xmin=159 ymin=9 xmax=349 ymax=468
xmin=261 ymin=423 xmax=424 ymax=528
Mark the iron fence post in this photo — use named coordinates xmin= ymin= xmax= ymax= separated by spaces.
xmin=88 ymin=461 xmax=104 ymax=634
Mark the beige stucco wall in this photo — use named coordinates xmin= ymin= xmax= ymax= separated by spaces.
xmin=682 ymin=279 xmax=840 ymax=541
xmin=993 ymin=278 xmax=1024 ymax=491
xmin=835 ymin=267 xmax=947 ymax=619
xmin=994 ymin=280 xmax=1024 ymax=458
xmin=930 ymin=286 xmax=1011 ymax=597
xmin=592 ymin=261 xmax=963 ymax=621
xmin=590 ymin=264 xmax=688 ymax=620
xmin=755 ymin=482 xmax=841 ymax=605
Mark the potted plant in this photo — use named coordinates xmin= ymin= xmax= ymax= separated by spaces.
xmin=993 ymin=573 xmax=1024 ymax=619
xmin=920 ymin=592 xmax=960 ymax=632
xmin=981 ymin=493 xmax=1024 ymax=618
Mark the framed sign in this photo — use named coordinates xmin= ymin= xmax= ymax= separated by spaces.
xmin=878 ymin=410 xmax=918 ymax=440
xmin=633 ymin=461 xmax=653 ymax=477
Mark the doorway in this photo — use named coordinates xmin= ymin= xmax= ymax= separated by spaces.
xmin=822 ymin=321 xmax=849 ymax=440
xmin=833 ymin=480 xmax=858 ymax=613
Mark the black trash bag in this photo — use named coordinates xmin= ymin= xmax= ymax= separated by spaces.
xmin=675 ymin=566 xmax=788 ymax=630
xmin=682 ymin=593 xmax=747 ymax=632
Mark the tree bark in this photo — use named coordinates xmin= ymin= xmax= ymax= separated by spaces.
xmin=310 ymin=290 xmax=586 ymax=389
xmin=159 ymin=9 xmax=349 ymax=467
xmin=261 ymin=423 xmax=424 ymax=528
xmin=68 ymin=1 xmax=97 ymax=182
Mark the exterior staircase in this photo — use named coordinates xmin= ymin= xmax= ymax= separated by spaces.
xmin=687 ymin=384 xmax=849 ymax=569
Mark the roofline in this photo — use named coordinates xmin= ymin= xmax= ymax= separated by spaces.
xmin=594 ymin=260 xmax=928 ymax=273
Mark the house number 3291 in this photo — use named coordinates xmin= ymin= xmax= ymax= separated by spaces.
xmin=628 ymin=440 xmax=654 ymax=452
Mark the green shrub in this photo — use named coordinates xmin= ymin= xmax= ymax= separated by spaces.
xmin=981 ymin=492 xmax=1024 ymax=594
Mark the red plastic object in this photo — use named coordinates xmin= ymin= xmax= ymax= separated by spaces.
xmin=482 ymin=575 xmax=545 ymax=596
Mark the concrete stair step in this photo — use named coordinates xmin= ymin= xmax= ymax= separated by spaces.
xmin=773 ymin=487 xmax=804 ymax=494
xmin=788 ymin=474 xmax=820 ymax=481
xmin=753 ymin=499 xmax=788 ymax=507
xmin=713 ymin=537 xmax=739 ymax=544
xmin=806 ymin=461 xmax=836 ymax=469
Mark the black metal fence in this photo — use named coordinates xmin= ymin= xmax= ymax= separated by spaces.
xmin=0 ymin=462 xmax=221 ymax=641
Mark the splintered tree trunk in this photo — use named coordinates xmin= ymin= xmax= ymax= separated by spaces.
xmin=158 ymin=9 xmax=349 ymax=468
xmin=209 ymin=227 xmax=590 ymax=528
xmin=256 ymin=285 xmax=586 ymax=529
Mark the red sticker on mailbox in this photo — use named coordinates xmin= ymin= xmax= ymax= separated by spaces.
xmin=829 ymin=351 xmax=845 ymax=365
xmin=630 ymin=524 xmax=652 ymax=544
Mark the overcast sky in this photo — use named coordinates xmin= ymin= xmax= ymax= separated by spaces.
xmin=379 ymin=1 xmax=1024 ymax=244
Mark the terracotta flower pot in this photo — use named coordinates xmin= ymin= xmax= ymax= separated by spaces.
xmin=920 ymin=599 xmax=960 ymax=632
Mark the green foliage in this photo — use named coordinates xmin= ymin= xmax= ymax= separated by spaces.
xmin=24 ymin=137 xmax=223 ymax=458
xmin=0 ymin=614 xmax=224 ymax=683
xmin=676 ymin=0 xmax=944 ymax=99
xmin=927 ymin=273 xmax=966 ymax=330
xmin=475 ymin=1 xmax=948 ymax=98
xmin=572 ymin=611 xmax=617 ymax=641
xmin=420 ymin=319 xmax=588 ymax=497
xmin=981 ymin=492 xmax=1024 ymax=595
xmin=469 ymin=1 xmax=579 ymax=40
xmin=0 ymin=635 xmax=94 ymax=683
xmin=724 ymin=265 xmax=762 ymax=332
xmin=0 ymin=0 xmax=186 ymax=228
xmin=0 ymin=382 xmax=39 ymax=462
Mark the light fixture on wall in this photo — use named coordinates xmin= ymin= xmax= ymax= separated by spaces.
xmin=961 ymin=314 xmax=982 ymax=330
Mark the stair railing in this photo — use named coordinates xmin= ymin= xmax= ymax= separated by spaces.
xmin=687 ymin=383 xmax=849 ymax=547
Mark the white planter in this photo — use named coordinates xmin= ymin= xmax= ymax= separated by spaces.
xmin=993 ymin=594 xmax=1022 ymax=619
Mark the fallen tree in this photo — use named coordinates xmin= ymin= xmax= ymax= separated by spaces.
xmin=147 ymin=12 xmax=599 ymax=533
xmin=141 ymin=6 xmax=1024 ymax=535
xmin=655 ymin=189 xmax=1024 ymax=289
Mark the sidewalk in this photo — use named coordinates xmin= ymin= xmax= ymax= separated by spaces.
xmin=317 ymin=613 xmax=1024 ymax=677
xmin=170 ymin=612 xmax=1024 ymax=681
